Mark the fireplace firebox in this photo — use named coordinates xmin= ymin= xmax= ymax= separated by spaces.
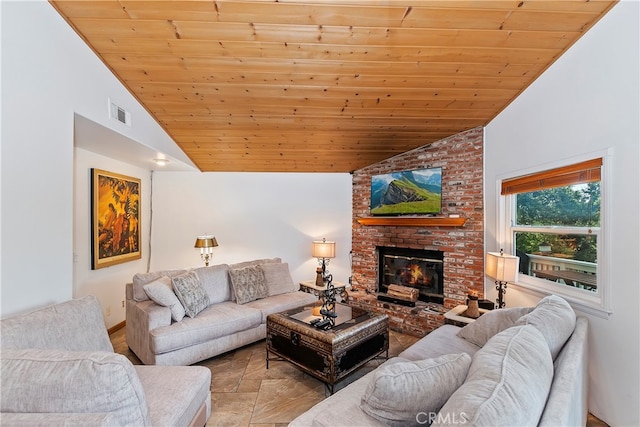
xmin=378 ymin=246 xmax=444 ymax=304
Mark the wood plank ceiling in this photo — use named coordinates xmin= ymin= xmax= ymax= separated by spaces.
xmin=50 ymin=0 xmax=617 ymax=173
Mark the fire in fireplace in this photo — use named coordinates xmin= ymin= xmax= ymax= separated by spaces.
xmin=378 ymin=246 xmax=444 ymax=304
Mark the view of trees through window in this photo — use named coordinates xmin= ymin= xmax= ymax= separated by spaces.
xmin=515 ymin=183 xmax=600 ymax=264
xmin=510 ymin=181 xmax=600 ymax=293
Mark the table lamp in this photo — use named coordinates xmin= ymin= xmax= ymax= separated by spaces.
xmin=485 ymin=249 xmax=519 ymax=308
xmin=194 ymin=235 xmax=218 ymax=266
xmin=312 ymin=238 xmax=336 ymax=282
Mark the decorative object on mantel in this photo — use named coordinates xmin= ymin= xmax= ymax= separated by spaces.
xmin=194 ymin=235 xmax=218 ymax=266
xmin=485 ymin=249 xmax=519 ymax=309
xmin=356 ymin=217 xmax=467 ymax=227
xmin=464 ymin=291 xmax=480 ymax=318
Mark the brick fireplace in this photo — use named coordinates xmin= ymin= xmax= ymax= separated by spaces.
xmin=349 ymin=127 xmax=484 ymax=337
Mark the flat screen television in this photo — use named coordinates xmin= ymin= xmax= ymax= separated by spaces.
xmin=370 ymin=167 xmax=442 ymax=216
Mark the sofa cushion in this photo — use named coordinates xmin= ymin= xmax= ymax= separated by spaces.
xmin=143 ymin=276 xmax=186 ymax=322
xmin=0 ymin=295 xmax=113 ymax=353
xmin=132 ymin=269 xmax=187 ymax=302
xmin=0 ymin=349 xmax=150 ymax=427
xmin=434 ymin=325 xmax=553 ymax=427
xmin=261 ymin=262 xmax=297 ymax=296
xmin=398 ymin=324 xmax=480 ymax=362
xmin=172 ymin=271 xmax=210 ymax=318
xmin=245 ymin=291 xmax=319 ymax=323
xmin=456 ymin=306 xmax=534 ymax=347
xmin=514 ymin=294 xmax=576 ymax=359
xmin=193 ymin=264 xmax=232 ymax=304
xmin=360 ymin=353 xmax=471 ymax=427
xmin=229 ymin=265 xmax=269 ymax=304
xmin=150 ymin=302 xmax=262 ymax=354
xmin=135 ymin=365 xmax=211 ymax=427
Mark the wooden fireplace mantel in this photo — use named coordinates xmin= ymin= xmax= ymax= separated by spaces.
xmin=356 ymin=216 xmax=468 ymax=227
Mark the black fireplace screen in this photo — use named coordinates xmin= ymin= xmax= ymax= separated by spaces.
xmin=378 ymin=247 xmax=444 ymax=304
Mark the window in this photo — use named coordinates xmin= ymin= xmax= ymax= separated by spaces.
xmin=498 ymin=156 xmax=611 ymax=315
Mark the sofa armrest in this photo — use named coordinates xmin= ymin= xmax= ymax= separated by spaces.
xmin=0 ymin=412 xmax=123 ymax=426
xmin=539 ymin=316 xmax=589 ymax=427
xmin=126 ymin=298 xmax=172 ymax=365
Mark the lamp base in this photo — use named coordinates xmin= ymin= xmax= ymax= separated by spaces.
xmin=495 ymin=281 xmax=507 ymax=309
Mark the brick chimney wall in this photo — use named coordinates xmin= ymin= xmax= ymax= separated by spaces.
xmin=349 ymin=127 xmax=484 ymax=336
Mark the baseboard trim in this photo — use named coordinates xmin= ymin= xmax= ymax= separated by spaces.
xmin=108 ymin=320 xmax=126 ymax=335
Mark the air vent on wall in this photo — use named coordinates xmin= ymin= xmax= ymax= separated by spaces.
xmin=109 ymin=99 xmax=131 ymax=126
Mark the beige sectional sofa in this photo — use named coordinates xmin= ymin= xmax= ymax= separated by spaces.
xmin=126 ymin=257 xmax=318 ymax=365
xmin=290 ymin=295 xmax=588 ymax=427
xmin=0 ymin=295 xmax=210 ymax=427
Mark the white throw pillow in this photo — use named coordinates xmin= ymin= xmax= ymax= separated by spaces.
xmin=456 ymin=306 xmax=534 ymax=347
xmin=360 ymin=353 xmax=472 ymax=427
xmin=261 ymin=262 xmax=297 ymax=296
xmin=433 ymin=325 xmax=553 ymax=427
xmin=229 ymin=265 xmax=269 ymax=304
xmin=171 ymin=271 xmax=210 ymax=318
xmin=514 ymin=294 xmax=576 ymax=359
xmin=132 ymin=269 xmax=186 ymax=301
xmin=143 ymin=276 xmax=186 ymax=322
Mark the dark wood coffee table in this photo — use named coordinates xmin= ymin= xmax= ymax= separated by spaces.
xmin=266 ymin=303 xmax=388 ymax=394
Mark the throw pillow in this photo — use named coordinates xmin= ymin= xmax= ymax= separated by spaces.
xmin=360 ymin=353 xmax=472 ymax=427
xmin=229 ymin=265 xmax=269 ymax=304
xmin=456 ymin=306 xmax=534 ymax=347
xmin=171 ymin=271 xmax=210 ymax=318
xmin=132 ymin=269 xmax=186 ymax=301
xmin=514 ymin=294 xmax=576 ymax=359
xmin=261 ymin=262 xmax=297 ymax=296
xmin=433 ymin=325 xmax=553 ymax=427
xmin=143 ymin=276 xmax=186 ymax=322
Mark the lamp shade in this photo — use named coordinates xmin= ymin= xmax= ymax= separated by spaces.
xmin=312 ymin=240 xmax=336 ymax=258
xmin=194 ymin=236 xmax=218 ymax=248
xmin=486 ymin=251 xmax=519 ymax=282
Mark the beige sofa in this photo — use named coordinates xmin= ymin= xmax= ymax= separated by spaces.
xmin=126 ymin=257 xmax=318 ymax=365
xmin=0 ymin=295 xmax=211 ymax=427
xmin=290 ymin=295 xmax=588 ymax=427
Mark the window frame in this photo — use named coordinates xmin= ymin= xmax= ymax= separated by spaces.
xmin=496 ymin=150 xmax=612 ymax=317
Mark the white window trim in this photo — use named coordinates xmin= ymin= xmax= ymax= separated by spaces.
xmin=495 ymin=149 xmax=613 ymax=318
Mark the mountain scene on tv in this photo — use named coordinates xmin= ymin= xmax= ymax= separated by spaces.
xmin=370 ymin=168 xmax=442 ymax=215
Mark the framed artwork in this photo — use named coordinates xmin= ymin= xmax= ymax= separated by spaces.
xmin=91 ymin=168 xmax=141 ymax=269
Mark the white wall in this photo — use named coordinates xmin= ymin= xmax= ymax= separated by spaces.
xmin=73 ymin=148 xmax=152 ymax=327
xmin=484 ymin=2 xmax=639 ymax=425
xmin=150 ymin=172 xmax=353 ymax=287
xmin=1 ymin=1 xmax=180 ymax=318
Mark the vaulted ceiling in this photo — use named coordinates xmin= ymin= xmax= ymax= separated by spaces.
xmin=51 ymin=1 xmax=617 ymax=173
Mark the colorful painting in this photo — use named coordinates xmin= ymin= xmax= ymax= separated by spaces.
xmin=91 ymin=169 xmax=141 ymax=269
